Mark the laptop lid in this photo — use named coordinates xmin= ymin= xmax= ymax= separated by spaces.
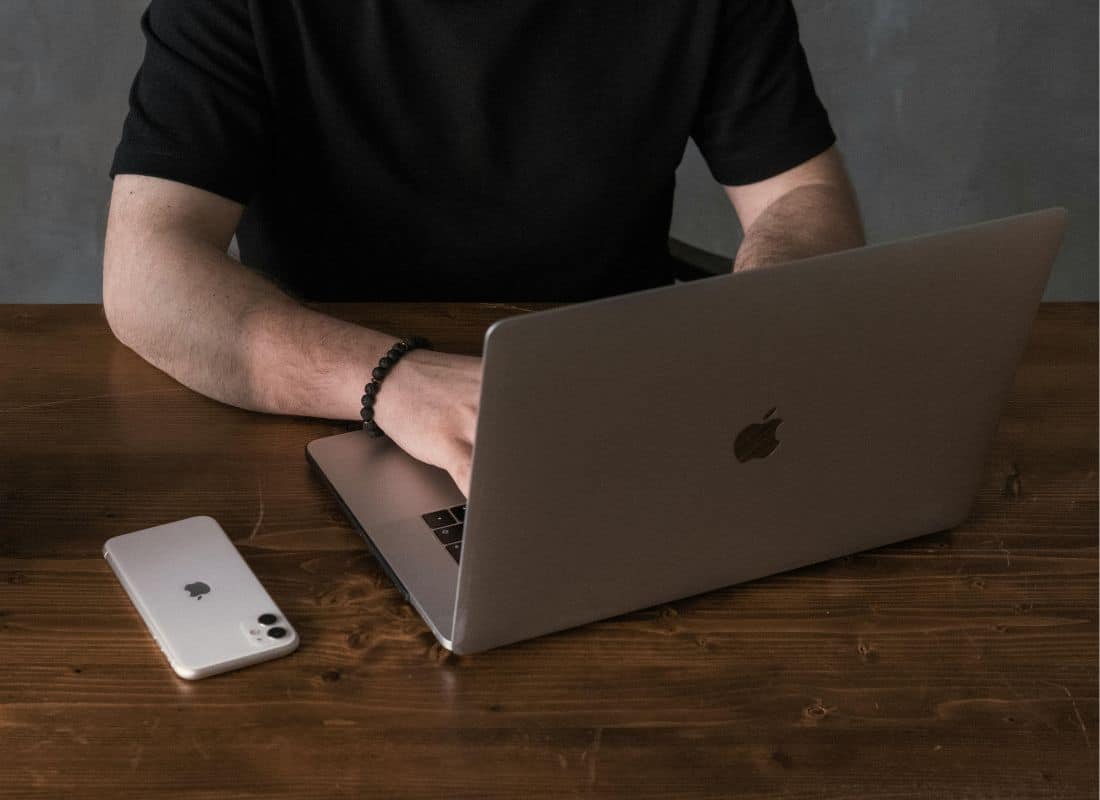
xmin=450 ymin=208 xmax=1066 ymax=654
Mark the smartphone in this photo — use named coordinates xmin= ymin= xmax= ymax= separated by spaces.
xmin=103 ymin=516 xmax=299 ymax=680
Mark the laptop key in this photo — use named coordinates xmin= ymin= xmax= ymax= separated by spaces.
xmin=449 ymin=504 xmax=466 ymax=521
xmin=445 ymin=541 xmax=461 ymax=564
xmin=421 ymin=509 xmax=456 ymax=529
xmin=433 ymin=524 xmax=463 ymax=546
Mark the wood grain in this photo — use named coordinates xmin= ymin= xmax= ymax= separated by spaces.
xmin=0 ymin=303 xmax=1096 ymax=799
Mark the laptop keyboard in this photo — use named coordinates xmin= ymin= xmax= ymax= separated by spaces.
xmin=421 ymin=505 xmax=466 ymax=563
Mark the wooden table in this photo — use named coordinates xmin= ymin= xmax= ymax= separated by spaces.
xmin=1 ymin=303 xmax=1096 ymax=799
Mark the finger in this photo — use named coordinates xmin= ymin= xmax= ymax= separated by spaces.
xmin=453 ymin=451 xmax=473 ymax=499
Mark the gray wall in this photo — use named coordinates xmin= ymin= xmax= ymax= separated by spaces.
xmin=2 ymin=0 xmax=1097 ymax=302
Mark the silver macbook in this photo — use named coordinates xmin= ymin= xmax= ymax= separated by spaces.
xmin=307 ymin=208 xmax=1066 ymax=655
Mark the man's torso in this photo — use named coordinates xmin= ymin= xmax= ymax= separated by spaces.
xmin=239 ymin=1 xmax=723 ymax=301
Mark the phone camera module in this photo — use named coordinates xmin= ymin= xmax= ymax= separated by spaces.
xmin=257 ymin=613 xmax=278 ymax=626
xmin=267 ymin=626 xmax=287 ymax=639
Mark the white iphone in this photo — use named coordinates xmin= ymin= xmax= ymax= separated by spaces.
xmin=104 ymin=516 xmax=299 ymax=680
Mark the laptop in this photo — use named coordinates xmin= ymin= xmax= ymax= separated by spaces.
xmin=307 ymin=208 xmax=1067 ymax=655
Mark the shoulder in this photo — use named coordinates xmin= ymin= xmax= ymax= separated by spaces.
xmin=143 ymin=0 xmax=253 ymax=39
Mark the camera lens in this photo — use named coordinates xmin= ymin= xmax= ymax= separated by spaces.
xmin=257 ymin=613 xmax=278 ymax=626
xmin=267 ymin=626 xmax=287 ymax=639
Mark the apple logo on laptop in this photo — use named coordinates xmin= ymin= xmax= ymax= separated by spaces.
xmin=734 ymin=407 xmax=782 ymax=463
xmin=184 ymin=581 xmax=211 ymax=600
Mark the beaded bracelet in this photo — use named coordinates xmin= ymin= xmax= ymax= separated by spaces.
xmin=361 ymin=335 xmax=432 ymax=438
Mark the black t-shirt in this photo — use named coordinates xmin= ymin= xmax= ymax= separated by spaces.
xmin=111 ymin=1 xmax=835 ymax=301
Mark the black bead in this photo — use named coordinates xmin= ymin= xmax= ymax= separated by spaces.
xmin=364 ymin=338 xmax=428 ymax=412
xmin=364 ymin=421 xmax=384 ymax=437
xmin=359 ymin=406 xmax=374 ymax=421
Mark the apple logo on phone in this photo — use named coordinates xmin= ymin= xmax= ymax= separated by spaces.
xmin=184 ymin=581 xmax=211 ymax=600
xmin=734 ymin=407 xmax=782 ymax=463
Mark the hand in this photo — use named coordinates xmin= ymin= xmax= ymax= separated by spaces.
xmin=371 ymin=348 xmax=483 ymax=496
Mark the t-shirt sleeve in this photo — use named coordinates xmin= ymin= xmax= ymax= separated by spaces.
xmin=691 ymin=0 xmax=836 ymax=186
xmin=109 ymin=0 xmax=271 ymax=204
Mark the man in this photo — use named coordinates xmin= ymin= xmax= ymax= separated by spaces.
xmin=104 ymin=1 xmax=865 ymax=496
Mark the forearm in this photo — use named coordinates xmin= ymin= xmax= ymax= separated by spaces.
xmin=104 ymin=230 xmax=389 ymax=421
xmin=733 ymin=183 xmax=865 ymax=272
